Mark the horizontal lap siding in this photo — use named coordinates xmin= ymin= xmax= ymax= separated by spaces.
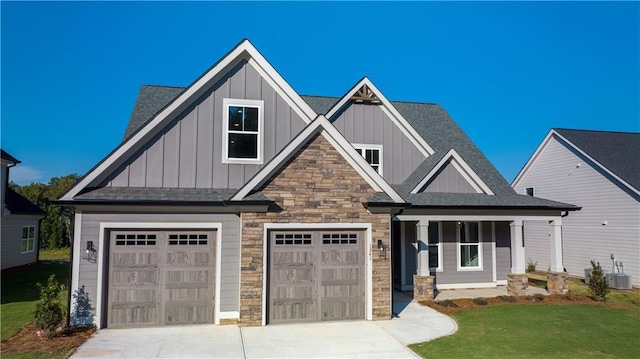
xmin=332 ymin=103 xmax=426 ymax=185
xmin=105 ymin=60 xmax=306 ymax=189
xmin=78 ymin=212 xmax=240 ymax=321
xmin=0 ymin=216 xmax=40 ymax=270
xmin=514 ymin=136 xmax=640 ymax=286
xmin=436 ymin=221 xmax=493 ymax=286
xmin=495 ymin=222 xmax=511 ymax=281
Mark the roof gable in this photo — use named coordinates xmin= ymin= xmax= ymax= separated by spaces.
xmin=61 ymin=39 xmax=317 ymax=201
xmin=231 ymin=115 xmax=405 ymax=203
xmin=6 ymin=188 xmax=45 ymax=215
xmin=513 ymin=128 xmax=640 ymax=195
xmin=411 ymin=149 xmax=495 ymax=195
xmin=325 ymin=78 xmax=435 ymax=158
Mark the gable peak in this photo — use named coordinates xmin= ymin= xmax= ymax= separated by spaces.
xmin=350 ymin=83 xmax=381 ymax=104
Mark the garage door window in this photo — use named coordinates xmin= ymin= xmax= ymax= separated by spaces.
xmin=168 ymin=233 xmax=209 ymax=246
xmin=115 ymin=234 xmax=157 ymax=246
xmin=274 ymin=233 xmax=312 ymax=245
xmin=322 ymin=233 xmax=357 ymax=244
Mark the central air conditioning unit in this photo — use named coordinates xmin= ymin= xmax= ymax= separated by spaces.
xmin=606 ymin=273 xmax=633 ymax=290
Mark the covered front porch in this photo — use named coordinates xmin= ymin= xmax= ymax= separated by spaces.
xmin=392 ymin=214 xmax=569 ymax=301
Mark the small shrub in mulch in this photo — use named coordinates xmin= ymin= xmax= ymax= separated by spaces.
xmin=525 ymin=294 xmax=546 ymax=302
xmin=438 ymin=299 xmax=458 ymax=308
xmin=499 ymin=295 xmax=516 ymax=303
xmin=472 ymin=298 xmax=488 ymax=306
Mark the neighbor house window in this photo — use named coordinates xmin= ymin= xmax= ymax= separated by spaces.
xmin=353 ymin=144 xmax=382 ymax=175
xmin=457 ymin=221 xmax=482 ymax=270
xmin=222 ymin=98 xmax=264 ymax=163
xmin=525 ymin=187 xmax=534 ymax=196
xmin=21 ymin=226 xmax=35 ymax=253
xmin=428 ymin=221 xmax=442 ymax=271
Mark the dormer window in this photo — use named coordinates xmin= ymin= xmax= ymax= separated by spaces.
xmin=525 ymin=187 xmax=534 ymax=196
xmin=222 ymin=99 xmax=264 ymax=164
xmin=353 ymin=144 xmax=382 ymax=175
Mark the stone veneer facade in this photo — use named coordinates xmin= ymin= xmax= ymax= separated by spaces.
xmin=507 ymin=273 xmax=528 ymax=296
xmin=239 ymin=133 xmax=391 ymax=326
xmin=546 ymin=271 xmax=569 ymax=294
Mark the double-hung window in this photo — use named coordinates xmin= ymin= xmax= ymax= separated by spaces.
xmin=353 ymin=144 xmax=382 ymax=175
xmin=21 ymin=226 xmax=35 ymax=253
xmin=428 ymin=221 xmax=442 ymax=271
xmin=457 ymin=221 xmax=482 ymax=270
xmin=223 ymin=99 xmax=264 ymax=164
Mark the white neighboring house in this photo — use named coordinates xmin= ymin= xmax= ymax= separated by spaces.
xmin=1 ymin=149 xmax=46 ymax=270
xmin=513 ymin=128 xmax=640 ymax=287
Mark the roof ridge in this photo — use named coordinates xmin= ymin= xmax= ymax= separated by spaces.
xmin=555 ymin=128 xmax=639 ymax=135
xmin=141 ymin=84 xmax=186 ymax=90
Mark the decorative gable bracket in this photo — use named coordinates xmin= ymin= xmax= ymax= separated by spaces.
xmin=350 ymin=84 xmax=381 ymax=104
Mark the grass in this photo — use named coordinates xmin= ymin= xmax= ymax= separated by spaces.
xmin=410 ymin=304 xmax=640 ymax=358
xmin=38 ymin=247 xmax=71 ymax=261
xmin=1 ymin=349 xmax=72 ymax=359
xmin=1 ymin=259 xmax=70 ymax=340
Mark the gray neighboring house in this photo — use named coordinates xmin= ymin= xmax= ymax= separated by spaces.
xmin=513 ymin=128 xmax=640 ymax=287
xmin=1 ymin=149 xmax=46 ymax=270
xmin=59 ymin=39 xmax=578 ymax=330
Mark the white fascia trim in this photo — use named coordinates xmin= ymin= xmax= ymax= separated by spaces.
xmin=325 ymin=77 xmax=434 ymax=157
xmin=232 ymin=116 xmax=405 ymax=203
xmin=262 ymin=223 xmax=374 ymax=324
xmin=95 ymin=222 xmax=222 ymax=329
xmin=62 ymin=40 xmax=316 ymax=201
xmin=411 ymin=148 xmax=494 ymax=195
xmin=436 ymin=282 xmax=498 ymax=290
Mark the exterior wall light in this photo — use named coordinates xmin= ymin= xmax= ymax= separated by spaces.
xmin=83 ymin=241 xmax=97 ymax=262
xmin=377 ymin=240 xmax=388 ymax=259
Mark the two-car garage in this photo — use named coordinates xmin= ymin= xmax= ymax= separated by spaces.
xmin=105 ymin=228 xmax=367 ymax=328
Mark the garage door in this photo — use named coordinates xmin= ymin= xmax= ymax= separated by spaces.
xmin=107 ymin=230 xmax=215 ymax=328
xmin=269 ymin=230 xmax=365 ymax=324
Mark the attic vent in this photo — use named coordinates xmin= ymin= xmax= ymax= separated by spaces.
xmin=350 ymin=84 xmax=381 ymax=104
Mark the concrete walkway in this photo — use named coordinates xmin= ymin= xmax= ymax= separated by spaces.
xmin=71 ymin=294 xmax=456 ymax=358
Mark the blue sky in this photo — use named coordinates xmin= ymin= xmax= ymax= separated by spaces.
xmin=2 ymin=1 xmax=638 ymax=186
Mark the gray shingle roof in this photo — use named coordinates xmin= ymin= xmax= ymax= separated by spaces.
xmin=554 ymin=128 xmax=640 ymax=191
xmin=75 ymin=187 xmax=238 ymax=203
xmin=6 ymin=188 xmax=46 ymax=215
xmin=123 ymin=85 xmax=185 ymax=141
xmin=1 ymin=149 xmax=20 ymax=164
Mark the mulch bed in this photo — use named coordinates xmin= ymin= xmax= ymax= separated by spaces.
xmin=421 ymin=293 xmax=640 ymax=315
xmin=1 ymin=322 xmax=95 ymax=355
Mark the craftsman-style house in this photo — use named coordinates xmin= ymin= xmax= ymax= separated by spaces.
xmin=60 ymin=40 xmax=578 ymax=328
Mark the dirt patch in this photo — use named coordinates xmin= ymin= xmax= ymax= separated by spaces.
xmin=421 ymin=293 xmax=640 ymax=315
xmin=1 ymin=322 xmax=95 ymax=356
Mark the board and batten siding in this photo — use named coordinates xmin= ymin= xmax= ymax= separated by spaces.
xmin=1 ymin=216 xmax=40 ymax=270
xmin=515 ymin=135 xmax=640 ymax=286
xmin=104 ymin=60 xmax=307 ymax=189
xmin=76 ymin=212 xmax=240 ymax=325
xmin=421 ymin=161 xmax=478 ymax=193
xmin=331 ymin=103 xmax=426 ymax=185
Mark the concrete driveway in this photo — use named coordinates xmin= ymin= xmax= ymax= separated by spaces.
xmin=71 ymin=294 xmax=456 ymax=358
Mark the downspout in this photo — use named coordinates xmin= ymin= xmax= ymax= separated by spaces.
xmin=65 ymin=209 xmax=75 ymax=327
xmin=4 ymin=161 xmax=18 ymax=213
xmin=560 ymin=210 xmax=569 ymax=271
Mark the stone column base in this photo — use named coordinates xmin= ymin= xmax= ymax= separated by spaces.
xmin=413 ymin=275 xmax=435 ymax=302
xmin=547 ymin=271 xmax=569 ymax=294
xmin=507 ymin=273 xmax=528 ymax=296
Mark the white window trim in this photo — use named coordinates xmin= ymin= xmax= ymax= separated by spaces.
xmin=222 ymin=98 xmax=264 ymax=164
xmin=352 ymin=143 xmax=383 ymax=176
xmin=456 ymin=222 xmax=483 ymax=271
xmin=21 ymin=226 xmax=35 ymax=253
xmin=429 ymin=221 xmax=443 ymax=272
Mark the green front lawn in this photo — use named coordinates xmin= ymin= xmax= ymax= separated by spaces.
xmin=411 ymin=304 xmax=640 ymax=358
xmin=1 ymin=260 xmax=70 ymax=340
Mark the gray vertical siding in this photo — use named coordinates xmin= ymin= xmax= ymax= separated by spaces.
xmin=514 ymin=136 xmax=640 ymax=286
xmin=403 ymin=221 xmax=417 ymax=285
xmin=331 ymin=103 xmax=426 ymax=184
xmin=76 ymin=212 xmax=241 ymax=323
xmin=104 ymin=60 xmax=307 ymax=189
xmin=422 ymin=160 xmax=478 ymax=193
xmin=435 ymin=221 xmax=494 ymax=286
xmin=1 ymin=216 xmax=40 ymax=270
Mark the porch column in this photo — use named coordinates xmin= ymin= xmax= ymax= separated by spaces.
xmin=413 ymin=220 xmax=434 ymax=301
xmin=508 ymin=219 xmax=527 ymax=296
xmin=547 ymin=218 xmax=569 ymax=294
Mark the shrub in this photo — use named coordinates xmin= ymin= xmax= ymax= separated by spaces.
xmin=526 ymin=259 xmax=538 ymax=273
xmin=499 ymin=295 xmax=516 ymax=303
xmin=533 ymin=293 xmax=545 ymax=302
xmin=473 ymin=298 xmax=488 ymax=306
xmin=588 ymin=260 xmax=610 ymax=302
xmin=34 ymin=275 xmax=64 ymax=338
xmin=438 ymin=299 xmax=458 ymax=308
